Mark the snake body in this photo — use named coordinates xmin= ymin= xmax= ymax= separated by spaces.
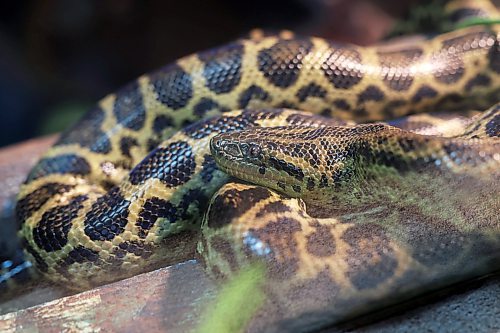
xmin=6 ymin=0 xmax=500 ymax=325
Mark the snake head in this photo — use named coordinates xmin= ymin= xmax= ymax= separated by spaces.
xmin=210 ymin=125 xmax=363 ymax=201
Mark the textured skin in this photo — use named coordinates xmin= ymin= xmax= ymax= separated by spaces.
xmin=210 ymin=105 xmax=499 ymax=207
xmin=10 ymin=0 xmax=500 ymax=307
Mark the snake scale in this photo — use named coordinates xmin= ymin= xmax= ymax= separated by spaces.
xmin=4 ymin=0 xmax=500 ymax=327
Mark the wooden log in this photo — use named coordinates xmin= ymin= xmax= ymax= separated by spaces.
xmin=0 ymin=137 xmax=499 ymax=332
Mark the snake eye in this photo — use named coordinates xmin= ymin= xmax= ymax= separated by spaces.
xmin=249 ymin=145 xmax=261 ymax=157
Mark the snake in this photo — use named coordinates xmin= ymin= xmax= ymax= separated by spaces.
xmin=3 ymin=0 xmax=500 ymax=326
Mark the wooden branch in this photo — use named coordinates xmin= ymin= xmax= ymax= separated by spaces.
xmin=0 ymin=137 xmax=499 ymax=332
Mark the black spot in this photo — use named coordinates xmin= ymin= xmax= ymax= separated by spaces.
xmin=320 ymin=108 xmax=331 ymax=117
xmin=199 ymin=42 xmax=243 ymax=94
xmin=377 ymin=48 xmax=423 ymax=91
xmin=255 ymin=201 xmax=292 ymax=217
xmin=357 ymin=85 xmax=385 ymax=103
xmin=342 ymin=223 xmax=397 ymax=290
xmin=319 ymin=174 xmax=328 ymax=188
xmin=259 ymin=166 xmax=266 ymax=175
xmin=113 ymin=81 xmax=146 ymax=130
xmin=485 ymin=115 xmax=499 ymax=137
xmin=207 ymin=187 xmax=272 ymax=229
xmin=277 ymin=181 xmax=286 ymax=191
xmin=465 ymin=74 xmax=491 ymax=92
xmin=382 ymin=100 xmax=406 ymax=118
xmin=268 ymin=157 xmax=304 ymax=181
xmin=306 ymin=222 xmax=335 ymax=257
xmin=411 ymin=85 xmax=438 ymax=103
xmin=64 ymin=246 xmax=100 ymax=265
xmin=147 ymin=138 xmax=161 ymax=152
xmin=183 ymin=109 xmax=279 ymax=139
xmin=321 ymin=44 xmax=363 ymax=89
xmin=292 ymin=185 xmax=302 ymax=193
xmin=55 ymin=107 xmax=111 ymax=154
xmin=33 ymin=195 xmax=88 ymax=252
xmin=333 ymin=99 xmax=351 ymax=111
xmin=238 ymin=85 xmax=271 ymax=108
xmin=276 ymin=101 xmax=297 ymax=109
xmin=177 ymin=188 xmax=209 ymax=222
xmin=258 ymin=39 xmax=313 ymax=87
xmin=135 ymin=197 xmax=177 ymax=238
xmin=16 ymin=183 xmax=74 ymax=223
xmin=119 ymin=137 xmax=139 ymax=158
xmin=430 ymin=32 xmax=491 ymax=84
xmin=296 ymin=83 xmax=327 ymax=102
xmin=26 ymin=154 xmax=91 ymax=182
xmin=153 ymin=115 xmax=174 ymax=135
xmin=193 ymin=98 xmax=229 ymax=117
xmin=200 ymin=154 xmax=218 ymax=183
xmin=247 ymin=217 xmax=302 ymax=279
xmin=84 ymin=188 xmax=131 ymax=241
xmin=149 ymin=64 xmax=193 ymax=110
xmin=113 ymin=241 xmax=153 ymax=259
xmin=306 ymin=178 xmax=315 ymax=191
xmin=129 ymin=141 xmax=196 ymax=187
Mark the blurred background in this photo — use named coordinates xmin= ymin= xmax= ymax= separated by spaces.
xmin=0 ymin=0 xmax=446 ymax=147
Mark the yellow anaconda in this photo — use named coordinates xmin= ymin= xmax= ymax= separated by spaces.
xmin=6 ymin=0 xmax=500 ymax=327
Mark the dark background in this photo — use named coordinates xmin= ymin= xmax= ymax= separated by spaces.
xmin=0 ymin=0 xmax=426 ymax=147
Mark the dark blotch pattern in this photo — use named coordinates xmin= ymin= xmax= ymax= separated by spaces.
xmin=149 ymin=64 xmax=193 ymax=110
xmin=255 ymin=201 xmax=292 ymax=217
xmin=113 ymin=241 xmax=153 ymax=259
xmin=153 ymin=115 xmax=174 ymax=135
xmin=411 ymin=85 xmax=438 ymax=103
xmin=183 ymin=109 xmax=279 ymax=139
xmin=247 ymin=217 xmax=302 ymax=279
xmin=430 ymin=32 xmax=493 ymax=84
xmin=306 ymin=222 xmax=335 ymax=257
xmin=120 ymin=137 xmax=139 ymax=158
xmin=207 ymin=187 xmax=272 ymax=229
xmin=358 ymin=85 xmax=385 ymax=103
xmin=296 ymin=83 xmax=327 ymax=102
xmin=16 ymin=183 xmax=74 ymax=223
xmin=200 ymin=154 xmax=218 ymax=183
xmin=135 ymin=197 xmax=177 ymax=238
xmin=27 ymin=154 xmax=91 ymax=182
xmin=333 ymin=99 xmax=351 ymax=111
xmin=321 ymin=44 xmax=363 ymax=89
xmin=342 ymin=223 xmax=397 ymax=290
xmin=113 ymin=81 xmax=146 ymax=131
xmin=56 ymin=106 xmax=111 ymax=154
xmin=193 ymin=98 xmax=229 ymax=117
xmin=377 ymin=48 xmax=423 ymax=91
xmin=199 ymin=42 xmax=243 ymax=94
xmin=33 ymin=195 xmax=87 ymax=252
xmin=84 ymin=188 xmax=131 ymax=241
xmin=400 ymin=208 xmax=467 ymax=267
xmin=129 ymin=141 xmax=196 ymax=187
xmin=258 ymin=39 xmax=313 ymax=88
xmin=64 ymin=246 xmax=100 ymax=265
xmin=465 ymin=74 xmax=491 ymax=92
xmin=238 ymin=85 xmax=271 ymax=108
xmin=269 ymin=157 xmax=305 ymax=181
